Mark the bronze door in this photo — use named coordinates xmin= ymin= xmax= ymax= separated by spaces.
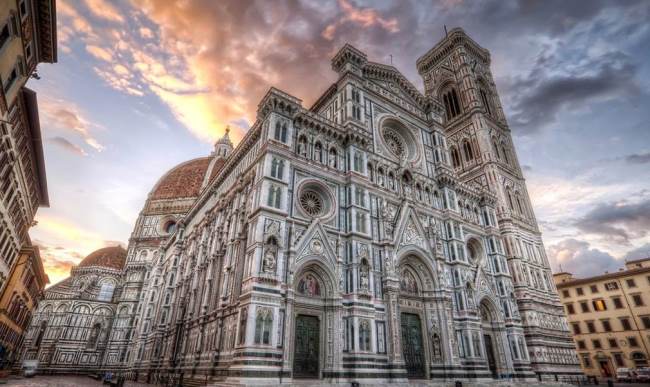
xmin=401 ymin=313 xmax=425 ymax=378
xmin=293 ymin=315 xmax=320 ymax=378
xmin=484 ymin=334 xmax=497 ymax=378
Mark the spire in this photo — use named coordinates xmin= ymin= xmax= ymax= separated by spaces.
xmin=212 ymin=126 xmax=234 ymax=158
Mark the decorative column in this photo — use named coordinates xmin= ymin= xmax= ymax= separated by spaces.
xmin=383 ymin=252 xmax=406 ymax=381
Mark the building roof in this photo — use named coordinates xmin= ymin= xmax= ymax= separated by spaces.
xmin=78 ymin=246 xmax=127 ymax=270
xmin=554 ymin=265 xmax=650 ymax=288
xmin=149 ymin=157 xmax=212 ymax=200
xmin=21 ymin=88 xmax=49 ymax=207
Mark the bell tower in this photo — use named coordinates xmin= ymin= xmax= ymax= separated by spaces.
xmin=417 ymin=28 xmax=582 ymax=380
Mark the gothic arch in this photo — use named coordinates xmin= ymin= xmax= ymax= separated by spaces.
xmin=396 ymin=251 xmax=437 ymax=293
xmin=478 ymin=296 xmax=503 ymax=326
xmin=293 ymin=259 xmax=337 ymax=299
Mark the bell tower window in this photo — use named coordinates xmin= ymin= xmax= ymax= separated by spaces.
xmin=450 ymin=147 xmax=461 ymax=168
xmin=462 ymin=140 xmax=474 ymax=161
xmin=442 ymin=88 xmax=461 ymax=120
xmin=480 ymin=89 xmax=492 ymax=116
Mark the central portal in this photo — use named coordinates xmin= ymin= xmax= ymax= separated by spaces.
xmin=484 ymin=334 xmax=497 ymax=378
xmin=293 ymin=315 xmax=320 ymax=378
xmin=400 ymin=313 xmax=425 ymax=378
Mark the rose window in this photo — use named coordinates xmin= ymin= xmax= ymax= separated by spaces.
xmin=300 ymin=190 xmax=324 ymax=217
xmin=380 ymin=118 xmax=419 ymax=162
xmin=382 ymin=128 xmax=405 ymax=158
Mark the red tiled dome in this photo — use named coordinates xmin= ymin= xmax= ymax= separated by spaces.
xmin=150 ymin=157 xmax=212 ymax=200
xmin=78 ymin=246 xmax=126 ymax=270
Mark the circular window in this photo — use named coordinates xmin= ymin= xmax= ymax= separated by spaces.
xmin=300 ymin=190 xmax=324 ymax=216
xmin=383 ymin=128 xmax=405 ymax=158
xmin=297 ymin=181 xmax=334 ymax=219
xmin=380 ymin=118 xmax=418 ymax=162
xmin=164 ymin=221 xmax=177 ymax=234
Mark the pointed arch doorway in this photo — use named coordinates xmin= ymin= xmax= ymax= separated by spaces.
xmin=480 ymin=299 xmax=502 ymax=379
xmin=290 ymin=261 xmax=338 ymax=380
xmin=397 ymin=253 xmax=438 ymax=379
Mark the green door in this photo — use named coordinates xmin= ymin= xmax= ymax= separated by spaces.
xmin=401 ymin=313 xmax=425 ymax=378
xmin=293 ymin=315 xmax=320 ymax=378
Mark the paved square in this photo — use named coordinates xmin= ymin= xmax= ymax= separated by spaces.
xmin=3 ymin=376 xmax=153 ymax=387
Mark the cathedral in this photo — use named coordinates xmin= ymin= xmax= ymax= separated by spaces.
xmin=21 ymin=29 xmax=582 ymax=385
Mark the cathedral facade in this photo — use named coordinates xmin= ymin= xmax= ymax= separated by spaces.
xmin=22 ymin=29 xmax=581 ymax=385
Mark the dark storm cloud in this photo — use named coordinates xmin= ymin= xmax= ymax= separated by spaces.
xmin=573 ymin=198 xmax=650 ymax=243
xmin=508 ymin=58 xmax=639 ymax=134
xmin=547 ymin=238 xmax=621 ymax=277
xmin=625 ymin=152 xmax=650 ymax=164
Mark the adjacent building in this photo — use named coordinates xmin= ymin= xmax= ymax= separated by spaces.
xmin=0 ymin=0 xmax=57 ymax=372
xmin=23 ymin=28 xmax=581 ymax=384
xmin=554 ymin=258 xmax=650 ymax=378
xmin=0 ymin=240 xmax=47 ymax=370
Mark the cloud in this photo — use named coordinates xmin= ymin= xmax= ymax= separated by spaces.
xmin=40 ymin=97 xmax=104 ymax=151
xmin=625 ymin=152 xmax=650 ymax=164
xmin=32 ymin=214 xmax=127 ymax=285
xmin=86 ymin=45 xmax=113 ymax=61
xmin=507 ymin=52 xmax=640 ymax=134
xmin=573 ymin=196 xmax=650 ymax=244
xmin=547 ymin=238 xmax=622 ymax=277
xmin=83 ymin=0 xmax=125 ymax=23
xmin=622 ymin=243 xmax=650 ymax=261
xmin=48 ymin=136 xmax=88 ymax=156
xmin=322 ymin=0 xmax=399 ymax=40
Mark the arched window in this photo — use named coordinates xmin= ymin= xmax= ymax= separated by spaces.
xmin=388 ymin=172 xmax=395 ymax=190
xmin=273 ymin=122 xmax=281 ymax=141
xmin=480 ymin=88 xmax=492 ymax=116
xmin=501 ymin=142 xmax=509 ymax=164
xmin=254 ymin=308 xmax=273 ymax=345
xmin=238 ymin=308 xmax=247 ymax=345
xmin=367 ymin=162 xmax=374 ymax=182
xmin=34 ymin=320 xmax=47 ymax=347
xmin=280 ymin=124 xmax=288 ymax=143
xmin=97 ymin=283 xmax=115 ymax=302
xmin=270 ymin=158 xmax=284 ymax=180
xmin=462 ymin=140 xmax=473 ymax=161
xmin=267 ymin=185 xmax=281 ymax=209
xmin=450 ymin=147 xmax=461 ymax=168
xmin=356 ymin=212 xmax=367 ymax=233
xmin=87 ymin=322 xmax=102 ymax=349
xmin=506 ymin=189 xmax=514 ymax=210
xmin=442 ymin=87 xmax=462 ymax=120
xmin=516 ymin=194 xmax=524 ymax=215
xmin=359 ymin=319 xmax=371 ymax=351
xmin=492 ymin=138 xmax=500 ymax=160
xmin=165 ymin=221 xmax=177 ymax=234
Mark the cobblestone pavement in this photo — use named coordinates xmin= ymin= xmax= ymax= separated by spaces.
xmin=2 ymin=375 xmax=155 ymax=387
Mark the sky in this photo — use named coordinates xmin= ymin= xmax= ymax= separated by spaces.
xmin=29 ymin=0 xmax=650 ymax=285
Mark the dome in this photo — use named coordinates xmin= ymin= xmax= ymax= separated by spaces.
xmin=149 ymin=157 xmax=212 ymax=200
xmin=78 ymin=246 xmax=127 ymax=270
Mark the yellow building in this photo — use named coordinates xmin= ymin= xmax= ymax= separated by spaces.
xmin=554 ymin=258 xmax=650 ymax=379
xmin=0 ymin=242 xmax=47 ymax=372
xmin=0 ymin=0 xmax=56 ymax=373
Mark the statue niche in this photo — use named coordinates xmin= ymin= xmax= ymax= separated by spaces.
xmin=262 ymin=237 xmax=278 ymax=274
